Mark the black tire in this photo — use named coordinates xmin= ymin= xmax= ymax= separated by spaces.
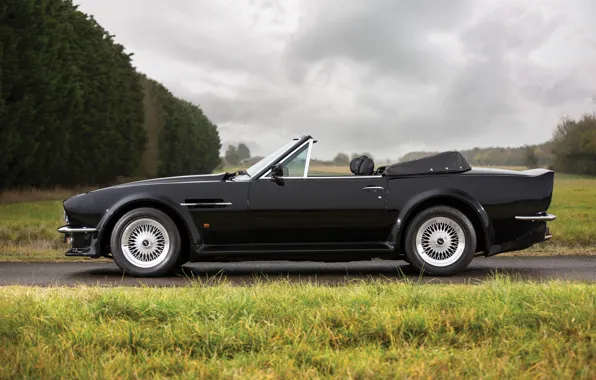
xmin=404 ymin=206 xmax=476 ymax=276
xmin=110 ymin=207 xmax=182 ymax=277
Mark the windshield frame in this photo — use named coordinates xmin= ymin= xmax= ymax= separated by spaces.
xmin=232 ymin=136 xmax=311 ymax=181
xmin=261 ymin=139 xmax=314 ymax=178
xmin=245 ymin=140 xmax=296 ymax=178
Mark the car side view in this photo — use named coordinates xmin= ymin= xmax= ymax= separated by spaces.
xmin=58 ymin=135 xmax=556 ymax=277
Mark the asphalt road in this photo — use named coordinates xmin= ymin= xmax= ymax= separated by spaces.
xmin=0 ymin=256 xmax=594 ymax=286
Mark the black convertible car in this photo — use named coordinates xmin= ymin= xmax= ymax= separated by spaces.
xmin=58 ymin=135 xmax=556 ymax=277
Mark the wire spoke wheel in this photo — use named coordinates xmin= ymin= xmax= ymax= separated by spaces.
xmin=120 ymin=218 xmax=171 ymax=268
xmin=415 ymin=216 xmax=466 ymax=267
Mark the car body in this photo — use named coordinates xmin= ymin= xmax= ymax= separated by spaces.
xmin=58 ymin=135 xmax=556 ymax=276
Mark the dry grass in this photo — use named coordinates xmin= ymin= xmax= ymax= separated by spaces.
xmin=0 ymin=200 xmax=102 ymax=261
xmin=309 ymin=165 xmax=352 ymax=175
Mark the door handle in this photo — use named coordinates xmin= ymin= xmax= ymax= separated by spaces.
xmin=363 ymin=186 xmax=384 ymax=192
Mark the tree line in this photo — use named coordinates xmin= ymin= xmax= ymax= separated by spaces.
xmin=398 ymin=112 xmax=596 ymax=176
xmin=551 ymin=113 xmax=596 ymax=175
xmin=138 ymin=77 xmax=220 ymax=179
xmin=323 ymin=111 xmax=596 ymax=176
xmin=0 ymin=0 xmax=221 ymax=190
xmin=223 ymin=143 xmax=251 ymax=166
xmin=399 ymin=143 xmax=553 ymax=168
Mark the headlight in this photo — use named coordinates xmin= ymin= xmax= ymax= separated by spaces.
xmin=64 ymin=211 xmax=69 ymax=223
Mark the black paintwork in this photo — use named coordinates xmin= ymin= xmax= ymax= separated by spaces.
xmin=59 ymin=137 xmax=555 ymax=263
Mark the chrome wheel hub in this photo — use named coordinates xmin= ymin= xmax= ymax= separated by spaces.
xmin=415 ymin=216 xmax=466 ymax=267
xmin=121 ymin=218 xmax=170 ymax=268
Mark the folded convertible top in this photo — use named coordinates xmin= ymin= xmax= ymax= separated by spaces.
xmin=384 ymin=151 xmax=471 ymax=177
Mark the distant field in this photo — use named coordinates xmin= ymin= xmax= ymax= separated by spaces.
xmin=0 ymin=279 xmax=594 ymax=378
xmin=0 ymin=186 xmax=93 ymax=205
xmin=0 ymin=171 xmax=594 ymax=261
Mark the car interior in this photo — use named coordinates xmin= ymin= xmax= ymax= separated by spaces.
xmin=273 ymin=141 xmax=388 ymax=178
xmin=349 ymin=155 xmax=386 ymax=176
xmin=349 ymin=155 xmax=374 ymax=175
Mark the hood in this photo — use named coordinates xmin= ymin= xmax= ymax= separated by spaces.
xmin=89 ymin=172 xmax=228 ymax=192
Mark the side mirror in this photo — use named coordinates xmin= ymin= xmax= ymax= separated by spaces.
xmin=271 ymin=164 xmax=284 ymax=178
xmin=270 ymin=164 xmax=285 ymax=186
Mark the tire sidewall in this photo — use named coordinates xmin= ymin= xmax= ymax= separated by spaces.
xmin=110 ymin=208 xmax=181 ymax=277
xmin=404 ymin=206 xmax=476 ymax=276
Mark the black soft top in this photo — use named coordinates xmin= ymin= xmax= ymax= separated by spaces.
xmin=384 ymin=151 xmax=471 ymax=177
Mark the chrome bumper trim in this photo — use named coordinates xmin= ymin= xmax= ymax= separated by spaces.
xmin=515 ymin=214 xmax=557 ymax=221
xmin=58 ymin=226 xmax=98 ymax=234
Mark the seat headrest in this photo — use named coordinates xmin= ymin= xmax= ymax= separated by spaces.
xmin=350 ymin=155 xmax=374 ymax=176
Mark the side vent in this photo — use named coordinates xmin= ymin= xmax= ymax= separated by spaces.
xmin=181 ymin=199 xmax=232 ymax=209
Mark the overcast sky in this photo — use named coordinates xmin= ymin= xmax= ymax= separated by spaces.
xmin=75 ymin=0 xmax=596 ymax=160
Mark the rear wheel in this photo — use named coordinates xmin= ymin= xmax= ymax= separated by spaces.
xmin=404 ymin=206 xmax=476 ymax=276
xmin=110 ymin=208 xmax=182 ymax=277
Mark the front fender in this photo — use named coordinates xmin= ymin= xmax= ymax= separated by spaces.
xmin=390 ymin=188 xmax=493 ymax=254
xmin=95 ymin=192 xmax=201 ymax=246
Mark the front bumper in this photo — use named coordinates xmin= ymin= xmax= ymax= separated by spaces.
xmin=58 ymin=226 xmax=98 ymax=234
xmin=57 ymin=225 xmax=102 ymax=258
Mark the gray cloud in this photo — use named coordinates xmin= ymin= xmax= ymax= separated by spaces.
xmin=286 ymin=0 xmax=474 ymax=83
xmin=76 ymin=0 xmax=596 ymax=159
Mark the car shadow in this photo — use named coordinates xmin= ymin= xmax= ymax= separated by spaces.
xmin=75 ymin=260 xmax=534 ymax=286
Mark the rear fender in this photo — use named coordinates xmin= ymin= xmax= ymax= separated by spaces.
xmin=390 ymin=189 xmax=493 ymax=254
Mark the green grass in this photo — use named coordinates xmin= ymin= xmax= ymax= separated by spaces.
xmin=539 ymin=177 xmax=596 ymax=249
xmin=0 ymin=200 xmax=69 ymax=261
xmin=0 ymin=278 xmax=594 ymax=378
xmin=0 ymin=174 xmax=595 ymax=261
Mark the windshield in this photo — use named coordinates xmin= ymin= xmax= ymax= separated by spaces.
xmin=244 ymin=140 xmax=297 ymax=178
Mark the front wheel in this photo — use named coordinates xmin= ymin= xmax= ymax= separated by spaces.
xmin=110 ymin=208 xmax=182 ymax=277
xmin=404 ymin=206 xmax=476 ymax=276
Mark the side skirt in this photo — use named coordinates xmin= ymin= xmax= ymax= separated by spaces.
xmin=190 ymin=242 xmax=399 ymax=263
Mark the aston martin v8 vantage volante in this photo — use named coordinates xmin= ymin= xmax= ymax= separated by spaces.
xmin=58 ymin=135 xmax=556 ymax=277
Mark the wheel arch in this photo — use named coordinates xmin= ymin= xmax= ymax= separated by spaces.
xmin=392 ymin=190 xmax=493 ymax=255
xmin=96 ymin=195 xmax=198 ymax=258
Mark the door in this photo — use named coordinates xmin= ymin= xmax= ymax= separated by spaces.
xmin=248 ymin=168 xmax=393 ymax=246
xmin=248 ymin=139 xmax=394 ymax=247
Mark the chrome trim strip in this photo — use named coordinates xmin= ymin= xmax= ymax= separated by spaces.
xmin=58 ymin=226 xmax=98 ymax=234
xmin=515 ymin=214 xmax=557 ymax=221
xmin=180 ymin=202 xmax=233 ymax=207
xmin=257 ymin=175 xmax=383 ymax=180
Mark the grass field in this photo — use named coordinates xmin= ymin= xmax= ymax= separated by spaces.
xmin=0 ymin=278 xmax=594 ymax=378
xmin=0 ymin=173 xmax=595 ymax=261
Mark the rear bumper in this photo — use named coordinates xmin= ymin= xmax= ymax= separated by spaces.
xmin=515 ymin=214 xmax=556 ymax=222
xmin=57 ymin=225 xmax=102 ymax=258
xmin=487 ymin=215 xmax=555 ymax=256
